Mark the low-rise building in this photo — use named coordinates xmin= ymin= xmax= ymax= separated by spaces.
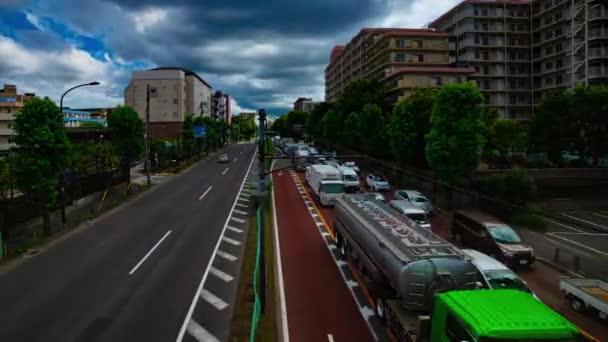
xmin=0 ymin=84 xmax=35 ymax=152
xmin=124 ymin=67 xmax=212 ymax=138
xmin=63 ymin=109 xmax=107 ymax=127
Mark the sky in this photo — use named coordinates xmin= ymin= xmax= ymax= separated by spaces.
xmin=0 ymin=0 xmax=461 ymax=115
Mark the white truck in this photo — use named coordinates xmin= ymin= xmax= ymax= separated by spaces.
xmin=560 ymin=278 xmax=608 ymax=320
xmin=337 ymin=165 xmax=360 ymax=193
xmin=307 ymin=164 xmax=344 ymax=206
xmin=294 ymin=149 xmax=309 ymax=171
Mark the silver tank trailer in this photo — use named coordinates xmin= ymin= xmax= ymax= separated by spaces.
xmin=335 ymin=194 xmax=478 ymax=311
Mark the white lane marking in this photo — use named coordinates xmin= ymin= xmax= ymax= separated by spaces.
xmin=542 ymin=217 xmax=586 ymax=233
xmin=217 ymin=250 xmax=238 ymax=262
xmin=547 ymin=232 xmax=608 ymax=257
xmin=552 ymin=232 xmax=608 ymax=236
xmin=241 ymin=188 xmax=251 ymax=193
xmin=176 ymin=146 xmax=257 ymax=342
xmin=128 ymin=230 xmax=172 ymax=275
xmin=234 ymin=157 xmax=238 ymax=162
xmin=222 ymin=167 xmax=230 ymax=175
xmin=227 ymin=226 xmax=244 ymax=233
xmin=198 ymin=186 xmax=213 ymax=201
xmin=209 ymin=267 xmax=234 ymax=282
xmin=231 ymin=216 xmax=245 ymax=224
xmin=236 ymin=202 xmax=248 ymax=208
xmin=222 ymin=236 xmax=241 ymax=246
xmin=562 ymin=213 xmax=608 ymax=230
xmin=240 ymin=192 xmax=251 ymax=198
xmin=233 ymin=209 xmax=248 ymax=215
xmin=347 ymin=280 xmax=359 ymax=288
xmin=186 ymin=319 xmax=220 ymax=342
xmin=200 ymin=289 xmax=229 ymax=310
xmin=271 ymin=160 xmax=290 ymax=342
xmin=328 ymin=334 xmax=335 ymax=342
xmin=239 ymin=197 xmax=250 ymax=202
xmin=592 ymin=212 xmax=608 ymax=220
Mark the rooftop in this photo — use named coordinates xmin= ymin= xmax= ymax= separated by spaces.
xmin=149 ymin=67 xmax=212 ymax=88
xmin=429 ymin=0 xmax=532 ymax=27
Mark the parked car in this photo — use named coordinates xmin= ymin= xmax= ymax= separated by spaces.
xmin=462 ymin=249 xmax=537 ymax=299
xmin=342 ymin=161 xmax=360 ymax=174
xmin=451 ymin=210 xmax=535 ymax=268
xmin=389 ymin=200 xmax=431 ymax=228
xmin=394 ymin=189 xmax=434 ymax=215
xmin=218 ymin=153 xmax=229 ymax=163
xmin=365 ymin=173 xmax=390 ymax=192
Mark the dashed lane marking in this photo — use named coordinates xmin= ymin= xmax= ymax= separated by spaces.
xmin=227 ymin=226 xmax=244 ymax=234
xmin=222 ymin=236 xmax=241 ymax=246
xmin=200 ymin=289 xmax=229 ymax=310
xmin=222 ymin=167 xmax=230 ymax=175
xmin=239 ymin=197 xmax=250 ymax=202
xmin=233 ymin=209 xmax=248 ymax=215
xmin=128 ymin=230 xmax=173 ymax=275
xmin=209 ymin=267 xmax=234 ymax=282
xmin=230 ymin=217 xmax=245 ymax=224
xmin=328 ymin=334 xmax=335 ymax=342
xmin=236 ymin=202 xmax=249 ymax=208
xmin=216 ymin=250 xmax=238 ymax=262
xmin=186 ymin=319 xmax=220 ymax=342
xmin=198 ymin=186 xmax=213 ymax=201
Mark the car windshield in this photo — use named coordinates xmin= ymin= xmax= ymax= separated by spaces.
xmin=344 ymin=175 xmax=358 ymax=182
xmin=414 ymin=197 xmax=427 ymax=203
xmin=344 ymin=162 xmax=355 ymax=167
xmin=406 ymin=213 xmax=428 ymax=225
xmin=375 ymin=176 xmax=386 ymax=182
xmin=487 ymin=225 xmax=522 ymax=244
xmin=484 ymin=271 xmax=531 ymax=293
xmin=322 ymin=183 xmax=344 ymax=194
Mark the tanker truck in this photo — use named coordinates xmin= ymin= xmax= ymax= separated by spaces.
xmin=334 ymin=194 xmax=589 ymax=342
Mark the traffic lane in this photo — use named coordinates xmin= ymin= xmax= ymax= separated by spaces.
xmin=431 ymin=211 xmax=608 ymax=341
xmin=274 ymin=170 xmax=374 ymax=342
xmin=562 ymin=211 xmax=608 ymax=232
xmin=0 ymin=144 xmax=256 ymax=342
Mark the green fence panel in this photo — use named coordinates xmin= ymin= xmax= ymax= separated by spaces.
xmin=249 ymin=206 xmax=263 ymax=341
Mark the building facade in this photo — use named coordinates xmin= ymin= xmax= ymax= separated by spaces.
xmin=293 ymin=97 xmax=319 ymax=112
xmin=63 ymin=109 xmax=107 ymax=127
xmin=0 ymin=84 xmax=35 ymax=152
xmin=211 ymin=90 xmax=231 ymax=123
xmin=325 ymin=28 xmax=472 ymax=103
xmin=124 ymin=67 xmax=212 ymax=138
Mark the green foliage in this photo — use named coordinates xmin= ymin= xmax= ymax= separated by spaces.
xmin=80 ymin=121 xmax=106 ymax=128
xmin=571 ymin=86 xmax=608 ymax=167
xmin=181 ymin=113 xmax=196 ymax=160
xmin=305 ymin=102 xmax=332 ymax=138
xmin=478 ymin=170 xmax=536 ymax=205
xmin=510 ymin=212 xmax=547 ymax=231
xmin=356 ymin=104 xmax=386 ymax=156
xmin=320 ymin=109 xmax=343 ymax=142
xmin=230 ymin=122 xmax=242 ymax=142
xmin=107 ymin=105 xmax=144 ymax=181
xmin=343 ymin=112 xmax=360 ymax=148
xmin=285 ymin=110 xmax=308 ymax=139
xmin=338 ymin=79 xmax=386 ymax=116
xmin=232 ymin=115 xmax=256 ymax=140
xmin=387 ymin=88 xmax=436 ymax=167
xmin=12 ymin=97 xmax=71 ymax=234
xmin=271 ymin=116 xmax=287 ymax=138
xmin=425 ymin=83 xmax=486 ymax=184
xmin=489 ymin=119 xmax=528 ymax=166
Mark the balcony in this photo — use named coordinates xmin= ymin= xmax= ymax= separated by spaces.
xmin=0 ymin=128 xmax=13 ymax=135
xmin=589 ymin=28 xmax=608 ymax=40
xmin=589 ymin=66 xmax=608 ymax=78
xmin=0 ymin=113 xmax=14 ymax=121
xmin=589 ymin=47 xmax=608 ymax=58
xmin=589 ymin=9 xmax=608 ymax=21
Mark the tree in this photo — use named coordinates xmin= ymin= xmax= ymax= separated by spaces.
xmin=12 ymin=97 xmax=70 ymax=235
xmin=356 ymin=104 xmax=386 ymax=156
xmin=239 ymin=116 xmax=257 ymax=140
xmin=285 ymin=110 xmax=309 ymax=139
xmin=181 ymin=113 xmax=196 ymax=160
xmin=107 ymin=105 xmax=144 ymax=183
xmin=387 ymin=88 xmax=436 ymax=167
xmin=338 ymin=79 xmax=386 ymax=115
xmin=306 ymin=102 xmax=332 ymax=138
xmin=320 ymin=109 xmax=343 ymax=143
xmin=489 ymin=119 xmax=528 ymax=167
xmin=530 ymin=89 xmax=576 ymax=164
xmin=572 ymin=86 xmax=608 ymax=167
xmin=425 ymin=83 xmax=486 ymax=185
xmin=343 ymin=112 xmax=360 ymax=148
xmin=271 ymin=115 xmax=287 ymax=138
xmin=230 ymin=122 xmax=241 ymax=142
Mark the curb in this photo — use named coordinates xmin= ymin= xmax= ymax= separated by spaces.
xmin=536 ymin=256 xmax=585 ymax=279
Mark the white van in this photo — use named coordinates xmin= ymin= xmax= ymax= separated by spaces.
xmin=337 ymin=165 xmax=360 ymax=193
xmin=307 ymin=164 xmax=344 ymax=206
xmin=462 ymin=249 xmax=538 ymax=299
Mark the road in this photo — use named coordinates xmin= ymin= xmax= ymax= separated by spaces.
xmin=291 ymin=171 xmax=608 ymax=341
xmin=0 ymin=143 xmax=257 ymax=342
xmin=272 ymin=161 xmax=379 ymax=342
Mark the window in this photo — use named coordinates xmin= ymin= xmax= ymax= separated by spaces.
xmin=7 ymin=138 xmax=12 ymax=144
xmin=546 ymin=46 xmax=553 ymax=55
xmin=482 ymin=37 xmax=489 ymax=45
xmin=417 ymin=54 xmax=424 ymax=62
xmin=556 ymin=75 xmax=564 ymax=84
xmin=510 ymin=95 xmax=517 ymax=104
xmin=556 ymin=60 xmax=563 ymax=69
xmin=415 ymin=40 xmax=423 ymax=48
xmin=482 ymin=51 xmax=489 ymax=60
xmin=544 ymin=16 xmax=552 ymax=25
xmin=7 ymin=108 xmax=11 ymax=113
xmin=482 ymin=23 xmax=488 ymax=31
xmin=519 ymin=94 xmax=526 ymax=103
xmin=509 ymin=23 xmax=516 ymax=31
xmin=7 ymin=124 xmax=11 ymax=128
xmin=483 ymin=80 xmax=490 ymax=89
xmin=396 ymin=39 xmax=405 ymax=48
xmin=481 ymin=8 xmax=488 ymax=16
xmin=173 ymin=98 xmax=178 ymax=104
xmin=395 ymin=53 xmax=405 ymax=62
xmin=556 ymin=43 xmax=563 ymax=52
xmin=445 ymin=313 xmax=475 ymax=342
xmin=546 ymin=61 xmax=554 ymax=70
xmin=431 ymin=76 xmax=443 ymax=86
xmin=556 ymin=27 xmax=563 ymax=36
xmin=483 ymin=66 xmax=489 ymax=74
xmin=545 ymin=77 xmax=554 ymax=86
xmin=545 ymin=31 xmax=553 ymax=39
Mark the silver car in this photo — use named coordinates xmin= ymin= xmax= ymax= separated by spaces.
xmin=389 ymin=200 xmax=431 ymax=229
xmin=365 ymin=173 xmax=390 ymax=192
xmin=394 ymin=189 xmax=434 ymax=215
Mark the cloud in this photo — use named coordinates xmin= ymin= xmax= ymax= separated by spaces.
xmin=230 ymin=98 xmax=255 ymax=115
xmin=2 ymin=0 xmax=465 ymax=114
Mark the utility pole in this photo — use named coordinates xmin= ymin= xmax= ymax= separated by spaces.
xmin=257 ymin=108 xmax=267 ymax=313
xmin=145 ymin=84 xmax=151 ymax=187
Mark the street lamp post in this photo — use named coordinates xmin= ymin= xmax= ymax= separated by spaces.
xmin=59 ymin=81 xmax=100 ymax=227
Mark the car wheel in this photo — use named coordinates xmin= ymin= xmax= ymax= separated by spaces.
xmin=569 ymin=296 xmax=585 ymax=312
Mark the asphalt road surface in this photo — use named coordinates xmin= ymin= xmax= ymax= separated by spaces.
xmin=0 ymin=143 xmax=256 ymax=342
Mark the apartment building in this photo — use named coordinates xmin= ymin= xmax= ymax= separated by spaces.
xmin=0 ymin=84 xmax=35 ymax=152
xmin=325 ymin=28 xmax=473 ymax=104
xmin=211 ymin=90 xmax=231 ymax=123
xmin=532 ymin=0 xmax=608 ymax=102
xmin=293 ymin=97 xmax=319 ymax=112
xmin=429 ymin=0 xmax=534 ymax=120
xmin=124 ymin=67 xmax=212 ymax=138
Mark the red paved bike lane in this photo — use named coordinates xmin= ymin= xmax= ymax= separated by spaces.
xmin=273 ymin=170 xmax=374 ymax=342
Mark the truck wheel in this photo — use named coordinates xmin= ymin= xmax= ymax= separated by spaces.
xmin=569 ymin=296 xmax=585 ymax=312
xmin=376 ymin=298 xmax=386 ymax=321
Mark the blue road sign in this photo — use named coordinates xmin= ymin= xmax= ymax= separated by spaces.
xmin=193 ymin=125 xmax=206 ymax=138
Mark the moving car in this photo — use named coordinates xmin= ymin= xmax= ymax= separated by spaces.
xmin=365 ymin=173 xmax=390 ymax=192
xmin=342 ymin=161 xmax=360 ymax=174
xmin=218 ymin=153 xmax=229 ymax=163
xmin=389 ymin=200 xmax=431 ymax=228
xmin=462 ymin=249 xmax=537 ymax=298
xmin=451 ymin=210 xmax=535 ymax=268
xmin=337 ymin=165 xmax=360 ymax=193
xmin=394 ymin=189 xmax=434 ymax=215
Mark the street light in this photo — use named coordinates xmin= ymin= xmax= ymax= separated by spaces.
xmin=59 ymin=81 xmax=100 ymax=227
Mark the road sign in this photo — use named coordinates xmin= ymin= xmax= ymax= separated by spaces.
xmin=193 ymin=125 xmax=206 ymax=138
